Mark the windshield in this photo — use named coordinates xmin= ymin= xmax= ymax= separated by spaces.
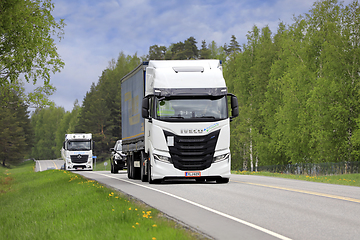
xmin=156 ymin=96 xmax=227 ymax=121
xmin=67 ymin=140 xmax=91 ymax=151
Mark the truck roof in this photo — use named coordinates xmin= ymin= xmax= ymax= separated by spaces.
xmin=146 ymin=60 xmax=227 ymax=96
xmin=65 ymin=133 xmax=92 ymax=140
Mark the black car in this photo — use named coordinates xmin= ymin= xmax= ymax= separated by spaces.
xmin=110 ymin=140 xmax=127 ymax=173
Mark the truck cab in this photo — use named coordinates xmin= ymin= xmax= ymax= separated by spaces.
xmin=61 ymin=133 xmax=94 ymax=171
xmin=121 ymin=60 xmax=238 ymax=183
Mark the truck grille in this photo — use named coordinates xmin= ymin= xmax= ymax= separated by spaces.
xmin=164 ymin=130 xmax=220 ymax=171
xmin=70 ymin=154 xmax=88 ymax=163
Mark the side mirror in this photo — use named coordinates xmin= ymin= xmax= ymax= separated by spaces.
xmin=110 ymin=148 xmax=114 ymax=152
xmin=63 ymin=141 xmax=66 ymax=149
xmin=231 ymin=95 xmax=239 ymax=118
xmin=142 ymin=97 xmax=149 ymax=119
xmin=92 ymin=141 xmax=95 ymax=150
xmin=228 ymin=94 xmax=239 ymax=119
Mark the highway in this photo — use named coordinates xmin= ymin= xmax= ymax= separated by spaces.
xmin=35 ymin=159 xmax=64 ymax=172
xmin=37 ymin=160 xmax=360 ymax=239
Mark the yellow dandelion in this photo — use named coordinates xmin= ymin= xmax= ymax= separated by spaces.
xmin=152 ymin=224 xmax=157 ymax=227
xmin=136 ymin=222 xmax=139 ymax=225
xmin=129 ymin=207 xmax=132 ymax=210
xmin=132 ymin=226 xmax=136 ymax=229
xmin=112 ymin=209 xmax=115 ymax=211
xmin=135 ymin=208 xmax=138 ymax=211
xmin=152 ymin=237 xmax=156 ymax=240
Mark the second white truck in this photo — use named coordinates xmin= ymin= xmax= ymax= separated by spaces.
xmin=61 ymin=133 xmax=94 ymax=171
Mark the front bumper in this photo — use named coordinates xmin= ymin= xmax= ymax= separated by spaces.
xmin=151 ymin=156 xmax=231 ymax=180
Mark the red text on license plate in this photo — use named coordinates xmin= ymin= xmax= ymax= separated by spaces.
xmin=185 ymin=171 xmax=201 ymax=177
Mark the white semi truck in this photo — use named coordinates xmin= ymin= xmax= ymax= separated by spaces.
xmin=121 ymin=60 xmax=238 ymax=183
xmin=61 ymin=133 xmax=94 ymax=171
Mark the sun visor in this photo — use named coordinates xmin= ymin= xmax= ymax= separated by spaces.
xmin=154 ymin=88 xmax=227 ymax=97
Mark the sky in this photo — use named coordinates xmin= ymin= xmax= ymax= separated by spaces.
xmin=24 ymin=0 xmax=354 ymax=112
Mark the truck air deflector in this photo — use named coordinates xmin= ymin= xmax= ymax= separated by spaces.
xmin=154 ymin=88 xmax=227 ymax=97
xmin=163 ymin=129 xmax=220 ymax=171
xmin=172 ymin=66 xmax=204 ymax=73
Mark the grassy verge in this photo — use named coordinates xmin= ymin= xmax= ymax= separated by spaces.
xmin=93 ymin=159 xmax=111 ymax=171
xmin=232 ymin=170 xmax=360 ymax=187
xmin=0 ymin=162 xmax=205 ymax=240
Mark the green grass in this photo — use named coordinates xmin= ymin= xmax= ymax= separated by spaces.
xmin=0 ymin=162 xmax=205 ymax=240
xmin=232 ymin=170 xmax=360 ymax=187
xmin=93 ymin=159 xmax=112 ymax=171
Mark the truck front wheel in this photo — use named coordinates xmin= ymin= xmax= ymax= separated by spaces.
xmin=140 ymin=151 xmax=148 ymax=182
xmin=147 ymin=161 xmax=161 ymax=184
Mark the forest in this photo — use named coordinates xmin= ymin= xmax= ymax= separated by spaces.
xmin=2 ymin=0 xmax=360 ymax=171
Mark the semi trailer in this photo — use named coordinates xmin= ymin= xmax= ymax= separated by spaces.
xmin=121 ymin=60 xmax=238 ymax=183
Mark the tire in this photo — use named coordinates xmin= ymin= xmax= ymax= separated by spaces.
xmin=140 ymin=151 xmax=148 ymax=182
xmin=147 ymin=160 xmax=154 ymax=184
xmin=110 ymin=162 xmax=114 ymax=173
xmin=148 ymin=161 xmax=161 ymax=184
xmin=127 ymin=156 xmax=132 ymax=179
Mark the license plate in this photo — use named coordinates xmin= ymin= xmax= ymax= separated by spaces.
xmin=185 ymin=171 xmax=201 ymax=177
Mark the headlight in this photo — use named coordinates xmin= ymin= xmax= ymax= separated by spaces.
xmin=213 ymin=153 xmax=229 ymax=163
xmin=154 ymin=154 xmax=172 ymax=163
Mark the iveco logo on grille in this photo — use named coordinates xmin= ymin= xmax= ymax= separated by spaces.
xmin=181 ymin=129 xmax=203 ymax=134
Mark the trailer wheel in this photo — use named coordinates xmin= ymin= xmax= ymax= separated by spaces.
xmin=140 ymin=151 xmax=148 ymax=182
xmin=127 ymin=156 xmax=133 ymax=179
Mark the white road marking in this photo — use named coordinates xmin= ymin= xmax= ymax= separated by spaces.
xmin=92 ymin=172 xmax=292 ymax=240
xmin=51 ymin=160 xmax=59 ymax=169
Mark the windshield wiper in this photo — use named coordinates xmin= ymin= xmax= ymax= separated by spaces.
xmin=197 ymin=116 xmax=216 ymax=119
xmin=168 ymin=116 xmax=184 ymax=119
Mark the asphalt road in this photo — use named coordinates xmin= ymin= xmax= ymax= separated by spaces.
xmin=36 ymin=160 xmax=360 ymax=240
xmin=77 ymin=171 xmax=360 ymax=240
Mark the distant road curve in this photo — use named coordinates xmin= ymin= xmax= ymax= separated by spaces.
xmin=35 ymin=159 xmax=64 ymax=172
